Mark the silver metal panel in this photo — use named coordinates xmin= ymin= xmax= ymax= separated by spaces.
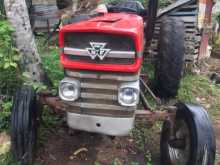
xmin=67 ymin=113 xmax=135 ymax=136
xmin=81 ymin=93 xmax=118 ymax=101
xmin=64 ymin=47 xmax=136 ymax=59
xmin=68 ymin=102 xmax=134 ymax=111
xmin=81 ymin=82 xmax=118 ymax=90
xmin=66 ymin=70 xmax=140 ymax=82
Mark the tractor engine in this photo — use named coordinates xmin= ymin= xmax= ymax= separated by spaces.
xmin=59 ymin=13 xmax=144 ymax=136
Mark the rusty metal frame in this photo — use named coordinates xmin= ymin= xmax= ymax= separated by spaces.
xmin=38 ymin=69 xmax=177 ymax=123
xmin=38 ymin=92 xmax=177 ymax=124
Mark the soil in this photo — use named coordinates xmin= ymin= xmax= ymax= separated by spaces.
xmin=35 ymin=123 xmax=161 ymax=165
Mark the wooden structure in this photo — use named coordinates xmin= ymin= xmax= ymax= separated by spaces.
xmin=149 ymin=0 xmax=214 ymax=69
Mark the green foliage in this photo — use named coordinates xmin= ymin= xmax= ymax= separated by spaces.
xmin=0 ymin=20 xmax=22 ymax=96
xmin=0 ymin=152 xmax=19 ymax=165
xmin=132 ymin=123 xmax=160 ymax=165
xmin=94 ymin=161 xmax=102 ymax=165
xmin=0 ymin=100 xmax=12 ymax=132
xmin=178 ymin=74 xmax=220 ymax=112
xmin=37 ymin=37 xmax=64 ymax=88
xmin=0 ymin=19 xmax=22 ymax=134
xmin=38 ymin=107 xmax=63 ymax=145
xmin=214 ymin=11 xmax=220 ymax=22
xmin=112 ymin=158 xmax=122 ymax=165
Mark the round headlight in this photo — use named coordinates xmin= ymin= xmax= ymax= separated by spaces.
xmin=59 ymin=79 xmax=80 ymax=101
xmin=119 ymin=87 xmax=139 ymax=106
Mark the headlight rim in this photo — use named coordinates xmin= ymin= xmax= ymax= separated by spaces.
xmin=59 ymin=78 xmax=80 ymax=101
xmin=118 ymin=81 xmax=140 ymax=107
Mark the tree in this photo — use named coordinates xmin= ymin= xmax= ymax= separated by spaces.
xmin=4 ymin=0 xmax=46 ymax=82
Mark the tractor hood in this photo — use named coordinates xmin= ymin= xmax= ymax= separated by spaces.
xmin=59 ymin=13 xmax=144 ymax=73
xmin=59 ymin=13 xmax=144 ymax=52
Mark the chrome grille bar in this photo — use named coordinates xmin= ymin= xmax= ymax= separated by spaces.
xmin=64 ymin=47 xmax=136 ymax=59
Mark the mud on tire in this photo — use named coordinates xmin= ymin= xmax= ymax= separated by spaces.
xmin=155 ymin=17 xmax=185 ymax=98
xmin=11 ymin=86 xmax=39 ymax=165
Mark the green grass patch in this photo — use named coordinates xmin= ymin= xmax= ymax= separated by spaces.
xmin=178 ymin=74 xmax=220 ymax=115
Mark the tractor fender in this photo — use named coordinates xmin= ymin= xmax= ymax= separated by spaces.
xmin=175 ymin=102 xmax=216 ymax=164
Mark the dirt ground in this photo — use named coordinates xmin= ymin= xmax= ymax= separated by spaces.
xmin=35 ymin=123 xmax=161 ymax=165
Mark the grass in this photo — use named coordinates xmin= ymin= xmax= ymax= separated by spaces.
xmin=178 ymin=74 xmax=220 ymax=117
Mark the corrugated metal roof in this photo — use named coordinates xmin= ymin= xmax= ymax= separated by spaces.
xmin=158 ymin=0 xmax=196 ymax=18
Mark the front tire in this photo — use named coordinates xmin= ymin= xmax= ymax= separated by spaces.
xmin=160 ymin=103 xmax=216 ymax=165
xmin=11 ymin=86 xmax=39 ymax=165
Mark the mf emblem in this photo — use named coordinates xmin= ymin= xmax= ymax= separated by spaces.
xmin=86 ymin=42 xmax=111 ymax=60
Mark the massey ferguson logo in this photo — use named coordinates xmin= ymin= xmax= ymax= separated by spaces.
xmin=86 ymin=42 xmax=111 ymax=60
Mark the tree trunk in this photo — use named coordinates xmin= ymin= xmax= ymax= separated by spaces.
xmin=72 ymin=0 xmax=78 ymax=12
xmin=4 ymin=0 xmax=45 ymax=82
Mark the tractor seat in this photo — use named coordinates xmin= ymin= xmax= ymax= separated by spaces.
xmin=107 ymin=0 xmax=147 ymax=16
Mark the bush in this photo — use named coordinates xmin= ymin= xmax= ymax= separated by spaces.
xmin=0 ymin=20 xmax=22 ymax=96
xmin=0 ymin=100 xmax=12 ymax=132
xmin=0 ymin=19 xmax=22 ymax=131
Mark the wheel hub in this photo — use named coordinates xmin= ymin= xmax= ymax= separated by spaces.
xmin=168 ymin=120 xmax=191 ymax=165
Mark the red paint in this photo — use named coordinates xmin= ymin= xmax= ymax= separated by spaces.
xmin=59 ymin=13 xmax=144 ymax=73
xmin=199 ymin=33 xmax=209 ymax=58
xmin=198 ymin=0 xmax=214 ymax=58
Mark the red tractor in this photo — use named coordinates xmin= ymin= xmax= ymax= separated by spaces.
xmin=11 ymin=0 xmax=216 ymax=165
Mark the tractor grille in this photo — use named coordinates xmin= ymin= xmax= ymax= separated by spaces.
xmin=64 ymin=69 xmax=139 ymax=117
xmin=66 ymin=55 xmax=134 ymax=65
xmin=63 ymin=32 xmax=136 ymax=65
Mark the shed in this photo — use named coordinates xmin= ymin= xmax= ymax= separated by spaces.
xmin=149 ymin=0 xmax=214 ymax=69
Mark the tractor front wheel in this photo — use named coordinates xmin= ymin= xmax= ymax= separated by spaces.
xmin=160 ymin=103 xmax=216 ymax=165
xmin=11 ymin=86 xmax=39 ymax=165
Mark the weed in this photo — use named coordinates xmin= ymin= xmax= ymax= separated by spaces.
xmin=38 ymin=106 xmax=63 ymax=145
xmin=132 ymin=122 xmax=160 ymax=165
xmin=0 ymin=19 xmax=22 ymax=96
xmin=37 ymin=36 xmax=64 ymax=88
xmin=0 ymin=152 xmax=19 ymax=165
xmin=112 ymin=158 xmax=123 ymax=165
xmin=131 ymin=161 xmax=139 ymax=165
xmin=94 ymin=161 xmax=102 ymax=165
xmin=178 ymin=74 xmax=220 ymax=112
xmin=0 ymin=100 xmax=12 ymax=132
